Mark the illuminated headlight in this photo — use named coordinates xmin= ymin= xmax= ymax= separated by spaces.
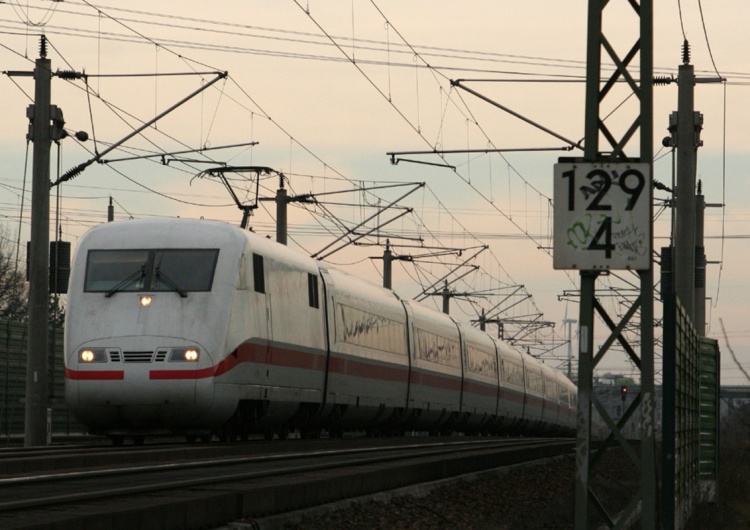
xmin=139 ymin=296 xmax=153 ymax=307
xmin=169 ymin=348 xmax=200 ymax=362
xmin=79 ymin=348 xmax=107 ymax=363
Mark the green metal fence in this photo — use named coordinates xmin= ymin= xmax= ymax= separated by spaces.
xmin=0 ymin=320 xmax=84 ymax=442
xmin=698 ymin=337 xmax=720 ymax=503
xmin=662 ymin=294 xmax=701 ymax=529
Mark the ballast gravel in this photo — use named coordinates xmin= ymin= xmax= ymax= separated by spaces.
xmin=261 ymin=449 xmax=637 ymax=529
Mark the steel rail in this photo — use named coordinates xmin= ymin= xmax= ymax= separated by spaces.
xmin=0 ymin=437 xmax=548 ymax=483
xmin=0 ymin=438 xmax=572 ymax=512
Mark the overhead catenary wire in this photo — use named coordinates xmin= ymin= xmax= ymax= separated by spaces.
xmin=3 ymin=4 xmax=750 ymax=80
xmin=292 ymin=0 xmax=563 ymax=262
xmin=0 ymin=1 xmax=595 ymax=72
xmin=1 ymin=3 xmax=740 ymax=350
xmin=56 ymin=2 xmax=569 ymax=344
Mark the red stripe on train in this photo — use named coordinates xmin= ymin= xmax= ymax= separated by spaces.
xmin=149 ymin=366 xmax=216 ymax=380
xmin=463 ymin=379 xmax=499 ymax=398
xmin=328 ymin=355 xmax=407 ymax=382
xmin=410 ymin=370 xmax=462 ymax=392
xmin=149 ymin=342 xmax=327 ymax=380
xmin=65 ymin=368 xmax=124 ymax=380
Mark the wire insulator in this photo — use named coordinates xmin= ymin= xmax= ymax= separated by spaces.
xmin=682 ymin=39 xmax=691 ymax=65
xmin=653 ymin=75 xmax=674 ymax=85
xmin=60 ymin=165 xmax=84 ymax=182
xmin=39 ymin=35 xmax=47 ymax=58
xmin=56 ymin=69 xmax=83 ymax=80
xmin=52 ymin=159 xmax=93 ymax=187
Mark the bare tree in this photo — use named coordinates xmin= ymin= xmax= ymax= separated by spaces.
xmin=0 ymin=228 xmax=28 ymax=322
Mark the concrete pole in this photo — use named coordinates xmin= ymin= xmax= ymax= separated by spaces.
xmin=25 ymin=37 xmax=52 ymax=447
xmin=276 ymin=183 xmax=288 ymax=245
xmin=441 ymin=282 xmax=450 ymax=315
xmin=673 ymin=59 xmax=696 ymax=321
xmin=382 ymin=242 xmax=392 ymax=289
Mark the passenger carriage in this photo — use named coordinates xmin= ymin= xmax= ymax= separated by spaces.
xmin=321 ymin=266 xmax=410 ymax=431
xmin=457 ymin=322 xmax=501 ymax=433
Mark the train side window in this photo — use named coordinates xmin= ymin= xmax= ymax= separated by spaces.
xmin=308 ymin=273 xmax=319 ymax=308
xmin=502 ymin=360 xmax=523 ymax=387
xmin=252 ymin=253 xmax=265 ymax=293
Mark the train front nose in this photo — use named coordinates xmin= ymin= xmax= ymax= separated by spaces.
xmin=66 ymin=341 xmax=214 ymax=430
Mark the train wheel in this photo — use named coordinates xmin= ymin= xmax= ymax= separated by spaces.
xmin=199 ymin=433 xmax=212 ymax=443
xmin=110 ymin=435 xmax=124 ymax=446
xmin=132 ymin=435 xmax=145 ymax=446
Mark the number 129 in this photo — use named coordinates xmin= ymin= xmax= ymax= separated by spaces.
xmin=561 ymin=168 xmax=645 ymax=212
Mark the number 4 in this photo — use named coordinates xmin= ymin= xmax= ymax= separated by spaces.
xmin=588 ymin=217 xmax=614 ymax=258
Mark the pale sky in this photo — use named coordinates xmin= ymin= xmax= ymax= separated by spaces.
xmin=1 ymin=1 xmax=748 ymax=385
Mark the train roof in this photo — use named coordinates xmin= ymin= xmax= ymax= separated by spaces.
xmin=77 ymin=218 xmax=247 ymax=250
xmin=77 ymin=219 xmax=319 ymax=271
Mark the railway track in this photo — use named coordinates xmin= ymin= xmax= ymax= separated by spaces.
xmin=0 ymin=437 xmax=574 ymax=529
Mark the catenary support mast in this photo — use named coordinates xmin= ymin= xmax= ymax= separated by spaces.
xmin=569 ymin=2 xmax=656 ymax=527
xmin=673 ymin=57 xmax=698 ymax=322
xmin=25 ymin=37 xmax=53 ymax=447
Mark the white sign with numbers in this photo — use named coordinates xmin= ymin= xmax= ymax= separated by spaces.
xmin=553 ymin=162 xmax=651 ymax=270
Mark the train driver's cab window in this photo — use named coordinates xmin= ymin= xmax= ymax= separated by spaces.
xmin=151 ymin=249 xmax=219 ymax=292
xmin=85 ymin=248 xmax=219 ymax=294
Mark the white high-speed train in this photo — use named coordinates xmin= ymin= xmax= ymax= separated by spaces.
xmin=64 ymin=219 xmax=576 ymax=443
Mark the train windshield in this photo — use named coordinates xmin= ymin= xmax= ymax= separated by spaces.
xmin=85 ymin=248 xmax=219 ymax=294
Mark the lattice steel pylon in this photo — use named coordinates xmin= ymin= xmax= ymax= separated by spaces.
xmin=566 ymin=1 xmax=657 ymax=528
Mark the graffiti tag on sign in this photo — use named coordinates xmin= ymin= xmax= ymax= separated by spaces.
xmin=565 ymin=212 xmax=647 ymax=260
